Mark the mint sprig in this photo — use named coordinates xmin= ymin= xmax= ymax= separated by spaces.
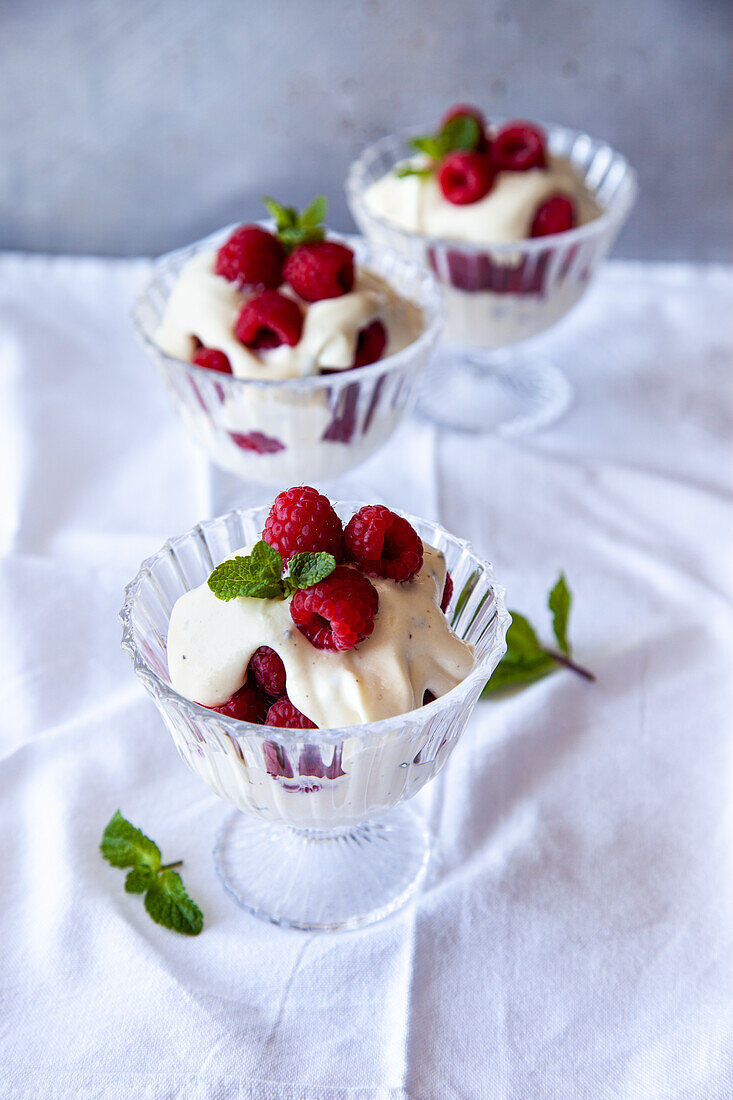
xmin=263 ymin=194 xmax=327 ymax=251
xmin=398 ymin=114 xmax=482 ymax=178
xmin=207 ymin=540 xmax=336 ymax=602
xmin=482 ymin=573 xmax=595 ymax=696
xmin=100 ymin=812 xmax=203 ymax=936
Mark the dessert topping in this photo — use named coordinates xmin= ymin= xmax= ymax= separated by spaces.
xmin=234 ymin=289 xmax=304 ymax=349
xmin=263 ymin=486 xmax=343 ymax=563
xmin=283 ymin=239 xmax=355 ymax=302
xmin=265 ymin=696 xmax=318 ymax=729
xmin=249 ymin=645 xmax=287 ymax=698
xmin=530 ymin=193 xmax=576 ymax=237
xmin=215 ymin=224 xmax=285 ymax=288
xmin=191 ymin=347 xmax=232 ymax=374
xmin=491 ymin=121 xmax=547 ymax=172
xmin=289 ymin=565 xmax=379 ymax=651
xmin=344 ymin=505 xmax=424 ymax=582
xmin=438 ymin=149 xmax=496 ymax=205
xmin=353 ymin=319 xmax=387 ymax=368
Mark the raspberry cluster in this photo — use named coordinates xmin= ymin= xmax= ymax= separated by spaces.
xmin=202 ymin=486 xmax=454 ymax=728
xmin=412 ymin=104 xmax=576 ymax=236
xmin=190 ymin=199 xmax=388 ymax=377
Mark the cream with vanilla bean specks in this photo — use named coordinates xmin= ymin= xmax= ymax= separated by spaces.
xmin=154 ymin=196 xmax=423 ymax=463
xmin=167 ymin=486 xmax=473 ymax=728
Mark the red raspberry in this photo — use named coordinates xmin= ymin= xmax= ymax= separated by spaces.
xmin=354 ymin=319 xmax=387 ymax=368
xmin=263 ymin=485 xmax=343 ymax=563
xmin=530 ymin=193 xmax=576 ymax=237
xmin=230 ymin=430 xmax=285 ymax=455
xmin=438 ymin=151 xmax=496 ymax=205
xmin=423 ymin=690 xmax=436 ymax=706
xmin=265 ymin=696 xmax=318 ymax=729
xmin=192 ymin=347 xmax=232 ymax=374
xmin=284 ymin=241 xmax=355 ymax=302
xmin=492 ymin=122 xmax=547 ymax=172
xmin=215 ymin=225 xmax=285 ymax=288
xmin=208 ymin=681 xmax=267 ymax=723
xmin=439 ymin=103 xmax=489 ymax=152
xmin=344 ymin=505 xmax=423 ymax=583
xmin=235 ymin=290 xmax=303 ymax=349
xmin=290 ymin=565 xmax=378 ymax=651
xmin=321 ymin=382 xmax=359 ymax=444
xmin=298 ymin=744 xmax=344 ymax=779
xmin=248 ymin=646 xmax=286 ymax=698
xmin=263 ymin=740 xmax=294 ymax=779
xmin=441 ymin=571 xmax=453 ymax=613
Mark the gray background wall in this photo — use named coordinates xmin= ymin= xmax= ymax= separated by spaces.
xmin=1 ymin=0 xmax=730 ymax=259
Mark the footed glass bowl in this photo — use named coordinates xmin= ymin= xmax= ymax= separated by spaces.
xmin=132 ymin=230 xmax=442 ymax=485
xmin=346 ymin=122 xmax=637 ymax=435
xmin=120 ymin=503 xmax=509 ymax=931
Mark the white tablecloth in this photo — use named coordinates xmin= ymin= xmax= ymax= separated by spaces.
xmin=1 ymin=255 xmax=732 ymax=1099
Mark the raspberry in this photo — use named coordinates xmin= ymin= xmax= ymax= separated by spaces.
xmin=441 ymin=571 xmax=453 ymax=613
xmin=530 ymin=193 xmax=576 ymax=237
xmin=263 ymin=485 xmax=343 ymax=563
xmin=298 ymin=744 xmax=345 ymax=779
xmin=290 ymin=565 xmax=378 ymax=651
xmin=215 ymin=225 xmax=285 ymax=288
xmin=429 ymin=247 xmax=550 ymax=296
xmin=344 ymin=505 xmax=423 ymax=583
xmin=439 ymin=103 xmax=489 ymax=152
xmin=230 ymin=430 xmax=286 ymax=455
xmin=423 ymin=690 xmax=436 ymax=706
xmin=208 ymin=681 xmax=267 ymax=723
xmin=263 ymin=740 xmax=294 ymax=779
xmin=492 ymin=122 xmax=547 ymax=172
xmin=284 ymin=241 xmax=355 ymax=302
xmin=235 ymin=290 xmax=303 ymax=350
xmin=438 ymin=151 xmax=496 ymax=206
xmin=249 ymin=646 xmax=286 ymax=698
xmin=354 ymin=319 xmax=387 ymax=368
xmin=192 ymin=347 xmax=232 ymax=374
xmin=265 ymin=696 xmax=317 ymax=729
xmin=321 ymin=381 xmax=359 ymax=445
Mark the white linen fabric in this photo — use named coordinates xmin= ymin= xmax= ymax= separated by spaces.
xmin=1 ymin=254 xmax=731 ymax=1100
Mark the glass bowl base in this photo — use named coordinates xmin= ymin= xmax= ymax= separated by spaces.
xmin=417 ymin=345 xmax=573 ymax=436
xmin=213 ymin=805 xmax=431 ymax=932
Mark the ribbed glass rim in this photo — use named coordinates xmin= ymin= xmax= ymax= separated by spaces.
xmin=345 ymin=120 xmax=638 ymax=256
xmin=131 ymin=228 xmax=444 ymax=394
xmin=119 ymin=503 xmax=510 ymax=745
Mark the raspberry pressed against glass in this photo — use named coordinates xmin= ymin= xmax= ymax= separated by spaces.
xmin=265 ymin=696 xmax=317 ymax=729
xmin=290 ymin=565 xmax=378 ymax=651
xmin=353 ymin=320 xmax=387 ymax=368
xmin=530 ymin=193 xmax=576 ymax=237
xmin=248 ymin=646 xmax=287 ymax=698
xmin=208 ymin=681 xmax=268 ymax=723
xmin=491 ymin=122 xmax=547 ymax=172
xmin=230 ymin=430 xmax=286 ymax=455
xmin=262 ymin=485 xmax=343 ymax=563
xmin=215 ymin=225 xmax=285 ymax=288
xmin=344 ymin=505 xmax=423 ymax=583
xmin=283 ymin=240 xmax=355 ymax=302
xmin=235 ymin=290 xmax=303 ymax=349
xmin=441 ymin=571 xmax=453 ymax=613
xmin=192 ymin=347 xmax=232 ymax=374
xmin=438 ymin=151 xmax=496 ymax=206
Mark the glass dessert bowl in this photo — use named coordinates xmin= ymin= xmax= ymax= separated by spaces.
xmin=120 ymin=499 xmax=509 ymax=931
xmin=346 ymin=113 xmax=637 ymax=435
xmin=132 ymin=208 xmax=442 ymax=486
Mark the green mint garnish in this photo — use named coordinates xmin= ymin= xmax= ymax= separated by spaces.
xmin=481 ymin=573 xmax=595 ymax=696
xmin=400 ymin=113 xmax=482 ymax=178
xmin=207 ymin=540 xmax=336 ymax=602
xmin=100 ymin=812 xmax=203 ymax=936
xmin=263 ymin=194 xmax=327 ymax=252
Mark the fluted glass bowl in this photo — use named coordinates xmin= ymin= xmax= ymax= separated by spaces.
xmin=132 ymin=230 xmax=443 ymax=485
xmin=120 ymin=503 xmax=509 ymax=931
xmin=346 ymin=122 xmax=637 ymax=435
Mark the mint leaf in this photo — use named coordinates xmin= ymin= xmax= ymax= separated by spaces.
xmin=439 ymin=114 xmax=481 ymax=154
xmin=100 ymin=811 xmax=161 ymax=873
xmin=286 ymin=551 xmax=336 ymax=593
xmin=207 ymin=541 xmax=285 ymax=601
xmin=144 ymin=870 xmax=203 ymax=936
xmin=101 ymin=815 xmax=204 ymax=936
xmin=548 ymin=573 xmax=571 ymax=655
xmin=482 ymin=651 xmax=556 ymax=694
xmin=409 ymin=135 xmax=442 ymax=160
xmin=125 ymin=866 xmax=156 ymax=894
xmin=396 ymin=165 xmax=434 ymax=179
xmin=263 ymin=195 xmax=297 ymax=232
xmin=300 ymin=194 xmax=327 ymax=228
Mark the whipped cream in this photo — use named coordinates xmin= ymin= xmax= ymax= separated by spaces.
xmin=167 ymin=542 xmax=473 ymax=727
xmin=363 ymin=154 xmax=600 ymax=244
xmin=155 ymin=250 xmax=422 ymax=380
